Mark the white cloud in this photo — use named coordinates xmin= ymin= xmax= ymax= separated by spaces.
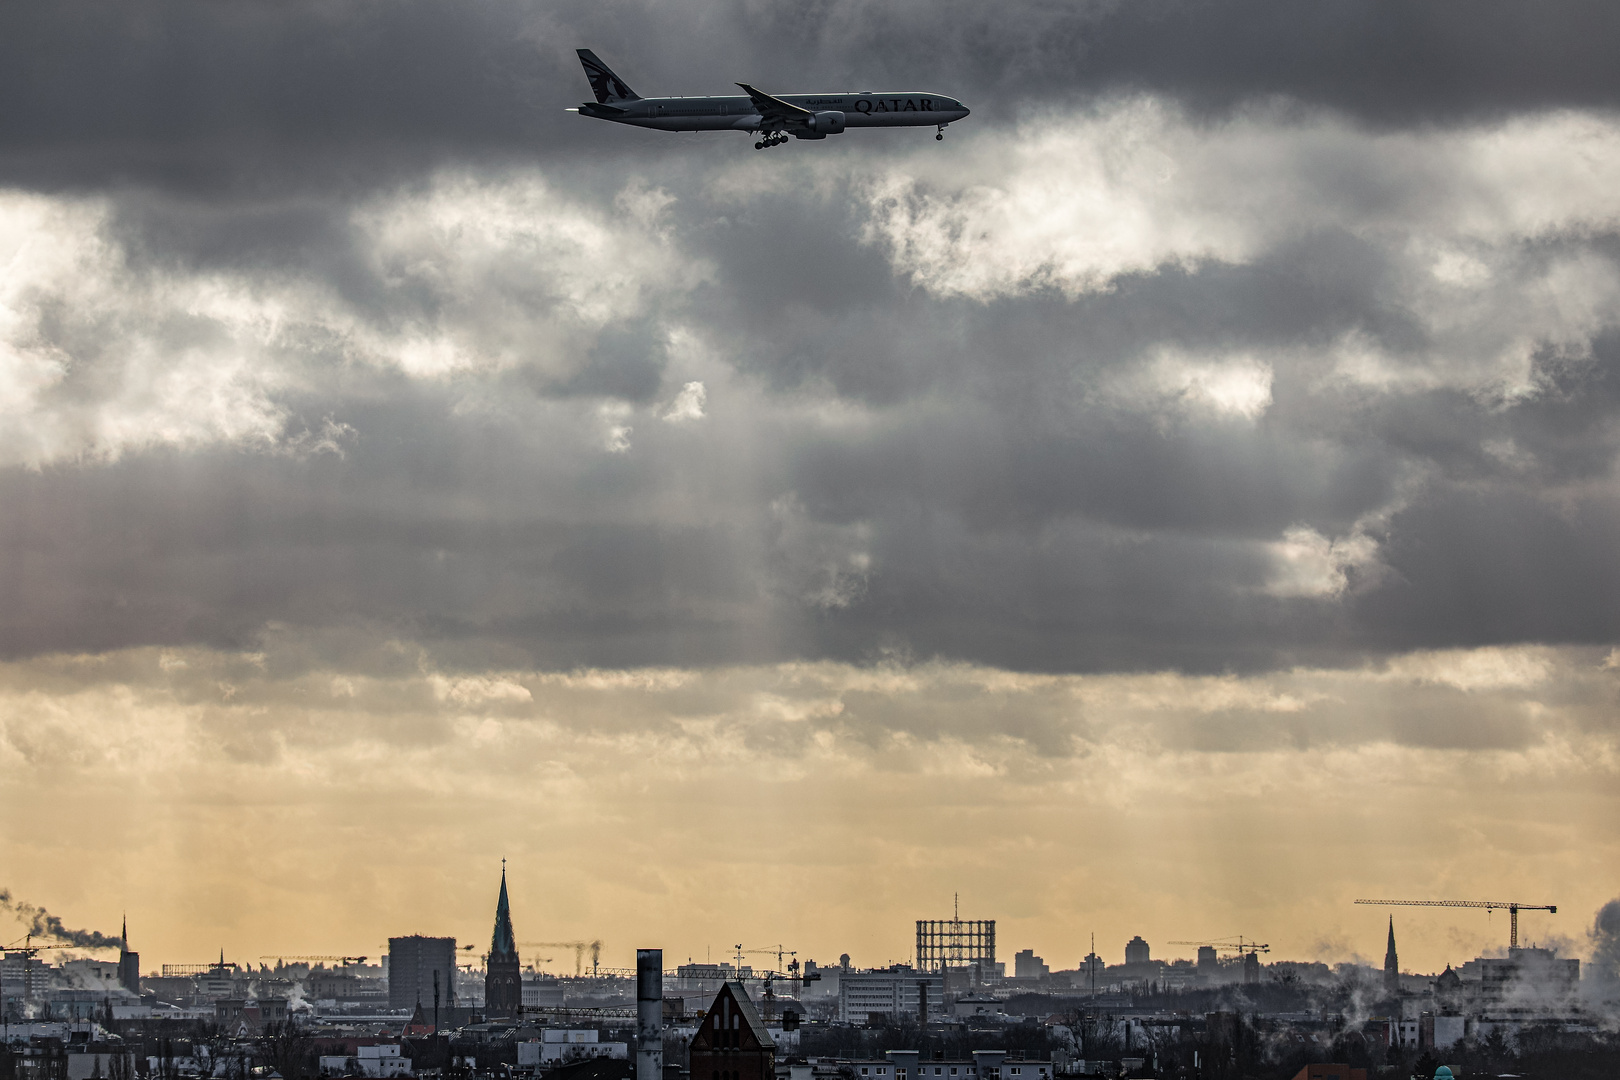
xmin=348 ymin=172 xmax=698 ymax=379
xmin=859 ymin=103 xmax=1620 ymax=399
xmin=863 ymin=104 xmax=1620 ymax=302
xmin=0 ymin=172 xmax=707 ymax=467
xmin=1103 ymin=347 xmax=1274 ymax=422
xmin=597 ymin=401 xmax=634 ymax=453
xmin=0 ymin=191 xmax=293 ymax=466
xmin=1263 ymin=524 xmax=1383 ymax=599
xmin=662 ymin=380 xmax=707 ymax=423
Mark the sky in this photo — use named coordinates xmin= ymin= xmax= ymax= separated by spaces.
xmin=2 ymin=1 xmax=1619 ymax=981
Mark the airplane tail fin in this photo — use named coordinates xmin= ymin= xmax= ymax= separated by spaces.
xmin=576 ymin=49 xmax=641 ymax=104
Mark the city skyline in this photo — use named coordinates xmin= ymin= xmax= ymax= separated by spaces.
xmin=1 ymin=869 xmax=1597 ymax=981
xmin=3 ymin=0 xmax=1619 ymax=1014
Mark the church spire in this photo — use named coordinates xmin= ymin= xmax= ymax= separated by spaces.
xmin=490 ymin=861 xmax=517 ymax=960
xmin=484 ymin=862 xmax=522 ymax=1017
xmin=1383 ymin=916 xmax=1400 ymax=995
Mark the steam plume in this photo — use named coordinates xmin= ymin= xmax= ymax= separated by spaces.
xmin=1592 ymin=898 xmax=1620 ymax=983
xmin=0 ymin=889 xmax=123 ymax=950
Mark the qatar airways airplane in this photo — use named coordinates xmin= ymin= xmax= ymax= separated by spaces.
xmin=568 ymin=49 xmax=971 ymax=148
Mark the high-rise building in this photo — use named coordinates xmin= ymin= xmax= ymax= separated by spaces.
xmin=1124 ymin=936 xmax=1151 ymax=966
xmin=388 ymin=935 xmax=459 ymax=1011
xmin=118 ymin=917 xmax=141 ymax=995
xmin=1196 ymin=946 xmax=1218 ymax=978
xmin=1013 ymin=949 xmax=1049 ymax=979
xmin=1382 ymin=918 xmax=1399 ymax=996
xmin=484 ymin=866 xmax=522 ymax=1017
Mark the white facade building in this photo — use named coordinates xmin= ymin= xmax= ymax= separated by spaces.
xmin=837 ymin=968 xmax=944 ymax=1023
xmin=320 ymin=1045 xmax=412 ymax=1078
xmin=516 ymin=1031 xmax=628 ymax=1068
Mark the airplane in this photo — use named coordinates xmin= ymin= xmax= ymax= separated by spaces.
xmin=568 ymin=49 xmax=971 ymax=149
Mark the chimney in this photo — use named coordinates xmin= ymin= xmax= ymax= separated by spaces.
xmin=637 ymin=950 xmax=663 ymax=1080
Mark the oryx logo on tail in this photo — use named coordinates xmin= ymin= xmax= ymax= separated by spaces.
xmin=576 ymin=49 xmax=640 ymax=103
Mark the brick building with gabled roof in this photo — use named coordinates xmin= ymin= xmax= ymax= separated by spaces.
xmin=689 ymin=982 xmax=776 ymax=1080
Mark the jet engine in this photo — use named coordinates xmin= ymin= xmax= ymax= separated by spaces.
xmin=804 ymin=110 xmax=846 ymax=136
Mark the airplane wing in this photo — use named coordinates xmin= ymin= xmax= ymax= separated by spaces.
xmin=736 ymin=83 xmax=813 ymax=128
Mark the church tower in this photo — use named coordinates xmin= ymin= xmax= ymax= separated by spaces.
xmin=1383 ymin=916 xmax=1400 ymax=995
xmin=118 ymin=915 xmax=141 ymax=995
xmin=484 ymin=863 xmax=522 ymax=1017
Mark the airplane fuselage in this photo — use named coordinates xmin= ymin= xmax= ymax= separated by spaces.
xmin=578 ymin=92 xmax=970 ymax=135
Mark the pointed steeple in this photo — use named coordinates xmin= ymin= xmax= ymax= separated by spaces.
xmin=490 ymin=862 xmax=517 ymax=960
xmin=121 ymin=916 xmax=128 ymax=954
xmin=1383 ymin=916 xmax=1400 ymax=995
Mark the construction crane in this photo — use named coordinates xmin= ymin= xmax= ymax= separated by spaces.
xmin=1355 ymin=898 xmax=1556 ymax=950
xmin=259 ymin=954 xmax=368 ymax=965
xmin=1167 ymin=938 xmax=1270 ymax=955
xmin=3 ymin=934 xmax=118 ymax=1002
xmin=515 ymin=941 xmax=603 ymax=977
xmin=739 ymin=945 xmax=797 ymax=973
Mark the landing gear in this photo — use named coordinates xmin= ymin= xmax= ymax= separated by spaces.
xmin=754 ymin=132 xmax=788 ymax=150
xmin=936 ymin=123 xmax=947 ymax=141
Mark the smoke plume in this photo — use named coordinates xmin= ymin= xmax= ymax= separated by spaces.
xmin=0 ymin=889 xmax=123 ymax=950
xmin=1592 ymin=899 xmax=1620 ymax=983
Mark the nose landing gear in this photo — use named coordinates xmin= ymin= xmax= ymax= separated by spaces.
xmin=936 ymin=124 xmax=946 ymax=141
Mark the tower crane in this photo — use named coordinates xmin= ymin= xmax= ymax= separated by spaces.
xmin=259 ymin=954 xmax=368 ymax=965
xmin=738 ymin=945 xmax=797 ymax=973
xmin=1167 ymin=938 xmax=1270 ymax=955
xmin=515 ymin=941 xmax=603 ymax=977
xmin=1355 ymin=898 xmax=1556 ymax=950
xmin=3 ymin=934 xmax=118 ymax=1002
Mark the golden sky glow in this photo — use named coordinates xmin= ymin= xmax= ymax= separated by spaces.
xmin=5 ymin=642 xmax=1615 ymax=977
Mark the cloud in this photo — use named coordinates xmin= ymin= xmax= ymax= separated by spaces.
xmin=0 ymin=641 xmax=1615 ymax=972
xmin=662 ymin=381 xmax=707 ymax=423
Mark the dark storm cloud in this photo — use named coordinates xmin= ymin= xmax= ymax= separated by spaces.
xmin=6 ymin=0 xmax=1620 ymax=192
xmin=4 ymin=2 xmax=1620 ymax=677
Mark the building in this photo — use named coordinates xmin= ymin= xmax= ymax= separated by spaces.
xmin=1382 ymin=919 xmax=1399 ymax=996
xmin=1196 ymin=947 xmax=1218 ymax=979
xmin=484 ymin=866 xmax=522 ymax=1017
xmin=387 ymin=936 xmax=458 ymax=1011
xmin=1123 ymin=937 xmax=1150 ymax=966
xmin=951 ymin=996 xmax=1005 ymax=1019
xmin=320 ymin=1044 xmax=413 ymax=1078
xmin=689 ymin=982 xmax=776 ymax=1080
xmin=215 ymin=998 xmax=289 ymax=1036
xmin=117 ymin=918 xmax=140 ymax=996
xmin=516 ymin=1031 xmax=629 ymax=1068
xmin=1288 ymin=1068 xmax=1367 ymax=1080
xmin=915 ymin=916 xmax=995 ymax=978
xmin=1468 ymin=946 xmax=1580 ymax=1004
xmin=1012 ymin=950 xmax=1048 ymax=980
xmin=66 ymin=1049 xmax=137 ymax=1080
xmin=837 ymin=967 xmax=944 ymax=1024
xmin=522 ymin=974 xmax=564 ymax=1008
xmin=843 ymin=1052 xmax=1050 ymax=1080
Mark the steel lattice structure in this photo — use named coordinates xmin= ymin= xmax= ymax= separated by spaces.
xmin=915 ymin=918 xmax=996 ymax=973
